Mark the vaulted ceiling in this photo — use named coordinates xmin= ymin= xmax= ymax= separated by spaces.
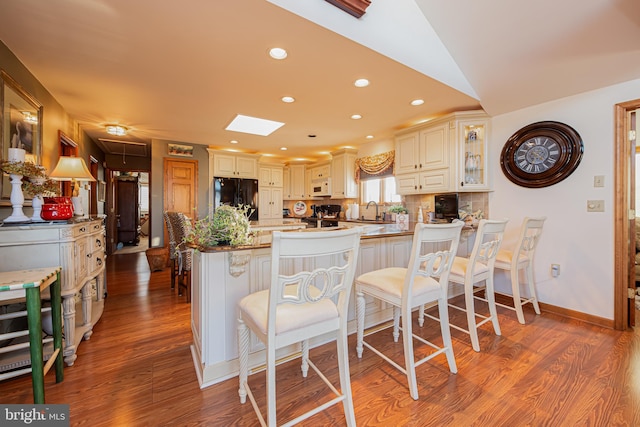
xmin=0 ymin=0 xmax=638 ymax=163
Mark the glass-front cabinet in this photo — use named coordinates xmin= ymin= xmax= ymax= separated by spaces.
xmin=456 ymin=116 xmax=490 ymax=191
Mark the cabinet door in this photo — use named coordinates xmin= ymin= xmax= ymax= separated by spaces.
xmin=395 ymin=173 xmax=420 ymax=195
xmin=458 ymin=120 xmax=490 ymax=191
xmin=395 ymin=132 xmax=420 ymax=174
xmin=290 ymin=165 xmax=306 ymax=199
xmin=419 ymin=169 xmax=450 ymax=193
xmin=420 ymin=122 xmax=449 ymax=170
xmin=331 ymin=155 xmax=346 ymax=198
xmin=384 ymin=236 xmax=412 ymax=268
xmin=270 ymin=167 xmax=284 ymax=187
xmin=283 ymin=167 xmax=291 ymax=200
xmin=213 ymin=153 xmax=237 ymax=177
xmin=235 ymin=156 xmax=258 ymax=178
xmin=311 ymin=163 xmax=330 ymax=180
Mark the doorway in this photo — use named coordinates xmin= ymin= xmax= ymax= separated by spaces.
xmin=614 ymin=100 xmax=640 ymax=330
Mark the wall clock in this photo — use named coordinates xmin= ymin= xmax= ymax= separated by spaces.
xmin=500 ymin=121 xmax=583 ymax=188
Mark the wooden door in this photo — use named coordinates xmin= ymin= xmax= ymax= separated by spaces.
xmin=163 ymin=158 xmax=198 ymax=244
xmin=116 ymin=179 xmax=139 ymax=245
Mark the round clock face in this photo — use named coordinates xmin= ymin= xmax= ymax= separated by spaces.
xmin=500 ymin=121 xmax=583 ymax=188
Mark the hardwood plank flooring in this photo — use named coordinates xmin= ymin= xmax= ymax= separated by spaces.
xmin=1 ymin=252 xmax=640 ymax=426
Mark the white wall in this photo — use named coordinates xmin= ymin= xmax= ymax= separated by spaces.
xmin=489 ymin=79 xmax=640 ymax=320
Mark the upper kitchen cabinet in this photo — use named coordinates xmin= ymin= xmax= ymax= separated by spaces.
xmin=259 ymin=164 xmax=284 ymax=188
xmin=209 ymin=149 xmax=259 ymax=178
xmin=331 ymin=148 xmax=358 ymax=199
xmin=454 ymin=114 xmax=490 ymax=191
xmin=394 ymin=110 xmax=491 ymax=194
xmin=310 ymin=162 xmax=331 ymax=181
xmin=284 ymin=164 xmax=306 ymax=200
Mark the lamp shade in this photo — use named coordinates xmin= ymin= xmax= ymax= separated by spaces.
xmin=49 ymin=156 xmax=96 ymax=182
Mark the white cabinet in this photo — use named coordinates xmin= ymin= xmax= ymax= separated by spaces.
xmin=453 ymin=115 xmax=490 ymax=191
xmin=259 ymin=164 xmax=284 ymax=188
xmin=284 ymin=165 xmax=306 ymax=200
xmin=394 ymin=110 xmax=490 ymax=194
xmin=209 ymin=150 xmax=259 ymax=178
xmin=310 ymin=162 xmax=331 ymax=181
xmin=0 ymin=219 xmax=106 ymax=366
xmin=258 ymin=187 xmax=283 ymax=220
xmin=331 ymin=149 xmax=358 ymax=199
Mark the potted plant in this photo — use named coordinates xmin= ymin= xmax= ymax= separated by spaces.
xmin=387 ymin=205 xmax=409 ymax=231
xmin=184 ymin=205 xmax=254 ymax=248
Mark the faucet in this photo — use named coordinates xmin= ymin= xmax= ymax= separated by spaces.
xmin=366 ymin=201 xmax=379 ymax=221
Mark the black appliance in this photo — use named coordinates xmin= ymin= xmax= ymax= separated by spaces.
xmin=434 ymin=193 xmax=459 ymax=223
xmin=303 ymin=204 xmax=341 ymax=228
xmin=213 ymin=177 xmax=259 ymax=221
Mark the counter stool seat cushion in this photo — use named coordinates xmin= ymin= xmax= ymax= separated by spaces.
xmin=356 ymin=267 xmax=440 ymax=301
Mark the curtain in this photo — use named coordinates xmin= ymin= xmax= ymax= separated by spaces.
xmin=355 ymin=150 xmax=394 ymax=183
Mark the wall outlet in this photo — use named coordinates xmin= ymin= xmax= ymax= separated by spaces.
xmin=424 ymin=201 xmax=431 ymax=210
xmin=551 ymin=264 xmax=560 ymax=277
xmin=594 ymin=175 xmax=604 ymax=187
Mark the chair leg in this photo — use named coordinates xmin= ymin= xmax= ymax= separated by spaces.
xmin=393 ymin=306 xmax=400 ymax=342
xmin=465 ymin=282 xmax=481 ymax=352
xmin=356 ymin=291 xmax=365 ymax=358
xmin=438 ymin=296 xmax=457 ymax=374
xmin=526 ymin=264 xmax=541 ymax=315
xmin=418 ymin=304 xmax=425 ymax=327
xmin=238 ymin=318 xmax=249 ymax=404
xmin=511 ymin=267 xmax=526 ymax=324
xmin=485 ymin=275 xmax=502 ymax=336
xmin=301 ymin=340 xmax=309 ymax=377
xmin=170 ymin=259 xmax=176 ymax=290
xmin=337 ymin=326 xmax=356 ymax=427
xmin=266 ymin=345 xmax=277 ymax=426
xmin=401 ymin=304 xmax=419 ymax=400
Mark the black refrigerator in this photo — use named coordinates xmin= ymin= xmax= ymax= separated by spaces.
xmin=213 ymin=177 xmax=259 ymax=221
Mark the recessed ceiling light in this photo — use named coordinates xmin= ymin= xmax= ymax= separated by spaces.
xmin=106 ymin=125 xmax=128 ymax=136
xmin=280 ymin=147 xmax=287 ymax=151
xmin=269 ymin=47 xmax=287 ymax=60
xmin=230 ymin=140 xmax=238 ymax=144
xmin=226 ymin=114 xmax=285 ymax=136
xmin=281 ymin=96 xmax=295 ymax=103
xmin=354 ymin=79 xmax=369 ymax=87
xmin=308 ymin=134 xmax=316 ymax=138
xmin=411 ymin=99 xmax=425 ymax=106
xmin=366 ymin=135 xmax=374 ymax=139
xmin=351 ymin=114 xmax=362 ymax=120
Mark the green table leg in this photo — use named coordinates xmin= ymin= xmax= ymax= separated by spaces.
xmin=25 ymin=286 xmax=44 ymax=404
xmin=51 ymin=271 xmax=64 ymax=382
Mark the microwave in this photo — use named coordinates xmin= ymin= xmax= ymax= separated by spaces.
xmin=312 ymin=178 xmax=331 ymax=196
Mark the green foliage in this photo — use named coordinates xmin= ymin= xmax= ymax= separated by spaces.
xmin=185 ymin=205 xmax=254 ymax=247
xmin=387 ymin=205 xmax=408 ymax=214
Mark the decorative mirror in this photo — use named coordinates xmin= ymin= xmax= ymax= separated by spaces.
xmin=1 ymin=70 xmax=43 ymax=203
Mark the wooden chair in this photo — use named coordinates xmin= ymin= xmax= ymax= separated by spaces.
xmin=494 ymin=217 xmax=546 ymax=324
xmin=165 ymin=212 xmax=192 ymax=302
xmin=237 ymin=227 xmax=362 ymax=426
xmin=355 ymin=221 xmax=464 ymax=400
xmin=426 ymin=219 xmax=508 ymax=352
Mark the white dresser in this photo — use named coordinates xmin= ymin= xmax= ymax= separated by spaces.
xmin=0 ymin=218 xmax=106 ymax=366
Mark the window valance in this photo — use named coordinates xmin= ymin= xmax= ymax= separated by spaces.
xmin=355 ymin=150 xmax=395 ymax=183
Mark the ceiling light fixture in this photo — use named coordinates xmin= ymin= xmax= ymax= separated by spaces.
xmin=280 ymin=147 xmax=287 ymax=151
xmin=411 ymin=99 xmax=425 ymax=106
xmin=106 ymin=125 xmax=128 ymax=136
xmin=366 ymin=135 xmax=374 ymax=139
xmin=269 ymin=47 xmax=287 ymax=60
xmin=354 ymin=78 xmax=369 ymax=87
xmin=351 ymin=114 xmax=362 ymax=120
xmin=230 ymin=140 xmax=238 ymax=144
xmin=281 ymin=96 xmax=295 ymax=103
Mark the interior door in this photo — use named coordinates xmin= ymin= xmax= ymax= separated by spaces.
xmin=163 ymin=159 xmax=198 ymax=245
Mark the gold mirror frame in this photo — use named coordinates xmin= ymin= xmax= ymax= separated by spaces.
xmin=0 ymin=70 xmax=43 ymax=203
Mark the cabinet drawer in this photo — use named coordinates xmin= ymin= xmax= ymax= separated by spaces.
xmin=90 ymin=234 xmax=105 ymax=252
xmin=88 ymin=250 xmax=106 ymax=274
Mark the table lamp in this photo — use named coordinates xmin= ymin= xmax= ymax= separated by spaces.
xmin=49 ymin=156 xmax=96 ymax=216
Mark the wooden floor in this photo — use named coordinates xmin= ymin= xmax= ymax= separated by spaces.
xmin=2 ymin=252 xmax=640 ymax=426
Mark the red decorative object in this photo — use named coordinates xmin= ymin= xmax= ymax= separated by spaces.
xmin=41 ymin=197 xmax=74 ymax=220
xmin=324 ymin=0 xmax=371 ymax=18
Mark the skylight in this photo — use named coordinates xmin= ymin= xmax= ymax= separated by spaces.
xmin=225 ymin=114 xmax=285 ymax=136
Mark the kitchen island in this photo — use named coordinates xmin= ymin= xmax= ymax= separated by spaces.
xmin=190 ymin=223 xmax=474 ymax=388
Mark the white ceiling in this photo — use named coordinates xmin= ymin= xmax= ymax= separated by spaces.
xmin=0 ymin=0 xmax=638 ymax=163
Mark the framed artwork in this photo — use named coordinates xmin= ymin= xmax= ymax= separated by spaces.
xmin=168 ymin=143 xmax=193 ymax=157
xmin=1 ymin=70 xmax=43 ymax=203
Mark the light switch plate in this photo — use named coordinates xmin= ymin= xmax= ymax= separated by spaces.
xmin=594 ymin=175 xmax=604 ymax=187
xmin=587 ymin=200 xmax=604 ymax=212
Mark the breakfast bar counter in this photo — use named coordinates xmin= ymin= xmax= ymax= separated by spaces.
xmin=190 ymin=223 xmax=475 ymax=388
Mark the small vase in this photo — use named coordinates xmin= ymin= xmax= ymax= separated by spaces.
xmin=4 ymin=173 xmax=29 ymax=222
xmin=31 ymin=195 xmax=44 ymax=221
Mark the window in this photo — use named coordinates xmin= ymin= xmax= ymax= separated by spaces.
xmin=361 ymin=176 xmax=401 ymax=204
